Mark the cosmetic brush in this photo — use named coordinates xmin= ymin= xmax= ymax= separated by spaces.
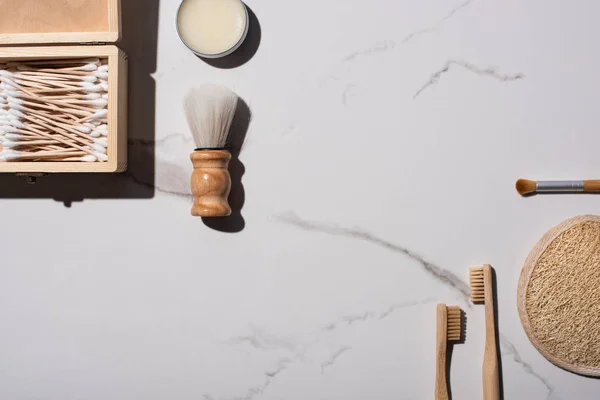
xmin=435 ymin=304 xmax=464 ymax=400
xmin=516 ymin=178 xmax=600 ymax=196
xmin=470 ymin=264 xmax=500 ymax=400
xmin=184 ymin=84 xmax=238 ymax=217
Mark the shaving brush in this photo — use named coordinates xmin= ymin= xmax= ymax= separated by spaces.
xmin=184 ymin=85 xmax=238 ymax=217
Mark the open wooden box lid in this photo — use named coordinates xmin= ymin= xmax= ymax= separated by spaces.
xmin=0 ymin=0 xmax=121 ymax=45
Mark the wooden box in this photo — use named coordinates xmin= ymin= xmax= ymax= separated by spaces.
xmin=0 ymin=0 xmax=127 ymax=173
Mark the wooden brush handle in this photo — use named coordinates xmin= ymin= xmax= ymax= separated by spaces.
xmin=584 ymin=180 xmax=600 ymax=191
xmin=435 ymin=304 xmax=449 ymax=400
xmin=483 ymin=265 xmax=500 ymax=400
xmin=190 ymin=150 xmax=232 ymax=217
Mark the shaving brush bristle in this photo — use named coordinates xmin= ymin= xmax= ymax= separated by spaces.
xmin=184 ymin=84 xmax=238 ymax=149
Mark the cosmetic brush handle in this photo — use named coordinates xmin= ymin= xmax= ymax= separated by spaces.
xmin=190 ymin=149 xmax=232 ymax=217
xmin=483 ymin=266 xmax=500 ymax=400
xmin=584 ymin=180 xmax=600 ymax=191
xmin=535 ymin=180 xmax=600 ymax=192
xmin=435 ymin=304 xmax=449 ymax=400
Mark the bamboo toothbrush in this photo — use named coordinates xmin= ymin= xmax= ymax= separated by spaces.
xmin=470 ymin=264 xmax=500 ymax=400
xmin=516 ymin=179 xmax=600 ymax=196
xmin=184 ymin=84 xmax=238 ymax=217
xmin=435 ymin=304 xmax=463 ymax=400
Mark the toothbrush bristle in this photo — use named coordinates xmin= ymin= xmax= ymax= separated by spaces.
xmin=446 ymin=305 xmax=463 ymax=341
xmin=469 ymin=267 xmax=485 ymax=303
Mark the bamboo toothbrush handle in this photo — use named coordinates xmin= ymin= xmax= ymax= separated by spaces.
xmin=483 ymin=265 xmax=500 ymax=400
xmin=435 ymin=304 xmax=449 ymax=400
xmin=584 ymin=180 xmax=600 ymax=191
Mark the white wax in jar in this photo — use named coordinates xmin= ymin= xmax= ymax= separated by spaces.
xmin=177 ymin=0 xmax=247 ymax=56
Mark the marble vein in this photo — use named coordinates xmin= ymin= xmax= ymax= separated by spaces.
xmin=322 ymin=298 xmax=436 ymax=332
xmin=318 ymin=75 xmax=341 ymax=89
xmin=343 ymin=40 xmax=396 ymax=63
xmin=277 ymin=212 xmax=560 ymax=399
xmin=220 ymin=329 xmax=305 ymax=400
xmin=324 ymin=312 xmax=377 ymax=329
xmin=341 ymin=84 xmax=356 ymax=105
xmin=402 ymin=0 xmax=475 ymax=44
xmin=499 ymin=333 xmax=558 ymax=400
xmin=227 ymin=328 xmax=297 ymax=352
xmin=321 ymin=346 xmax=352 ymax=373
xmin=222 ymin=357 xmax=297 ymax=400
xmin=413 ymin=59 xmax=524 ymax=99
xmin=342 ymin=0 xmax=475 ymax=63
xmin=277 ymin=212 xmax=469 ymax=297
xmin=378 ymin=298 xmax=437 ymax=320
xmin=216 ymin=299 xmax=432 ymax=399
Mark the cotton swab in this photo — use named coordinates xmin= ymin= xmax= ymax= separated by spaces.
xmin=3 ymin=130 xmax=106 ymax=153
xmin=9 ymin=110 xmax=103 ymax=149
xmin=0 ymin=58 xmax=109 ymax=163
xmin=8 ymin=110 xmax=98 ymax=158
xmin=16 ymin=71 xmax=99 ymax=83
xmin=46 ymin=93 xmax=102 ymax=100
xmin=26 ymin=82 xmax=105 ymax=95
xmin=1 ymin=149 xmax=86 ymax=160
xmin=78 ymin=109 xmax=108 ymax=123
xmin=3 ymin=122 xmax=106 ymax=150
xmin=0 ymin=71 xmax=83 ymax=90
xmin=7 ymin=91 xmax=104 ymax=112
xmin=0 ymin=68 xmax=96 ymax=82
xmin=8 ymin=99 xmax=93 ymax=118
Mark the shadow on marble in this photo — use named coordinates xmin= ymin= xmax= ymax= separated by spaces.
xmin=0 ymin=0 xmax=159 ymax=207
xmin=446 ymin=342 xmax=456 ymax=400
xmin=202 ymin=98 xmax=251 ymax=233
xmin=446 ymin=309 xmax=466 ymax=400
xmin=492 ymin=268 xmax=505 ymax=399
xmin=198 ymin=5 xmax=261 ymax=69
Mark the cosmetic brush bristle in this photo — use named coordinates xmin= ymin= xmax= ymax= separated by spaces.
xmin=516 ymin=179 xmax=537 ymax=196
xmin=469 ymin=267 xmax=485 ymax=303
xmin=446 ymin=305 xmax=463 ymax=341
xmin=184 ymin=84 xmax=238 ymax=150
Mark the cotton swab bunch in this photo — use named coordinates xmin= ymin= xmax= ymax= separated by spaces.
xmin=1 ymin=111 xmax=108 ymax=161
xmin=0 ymin=58 xmax=109 ymax=162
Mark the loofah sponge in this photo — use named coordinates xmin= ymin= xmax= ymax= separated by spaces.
xmin=518 ymin=215 xmax=600 ymax=376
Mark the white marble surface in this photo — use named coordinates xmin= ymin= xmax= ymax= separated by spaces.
xmin=2 ymin=0 xmax=600 ymax=399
